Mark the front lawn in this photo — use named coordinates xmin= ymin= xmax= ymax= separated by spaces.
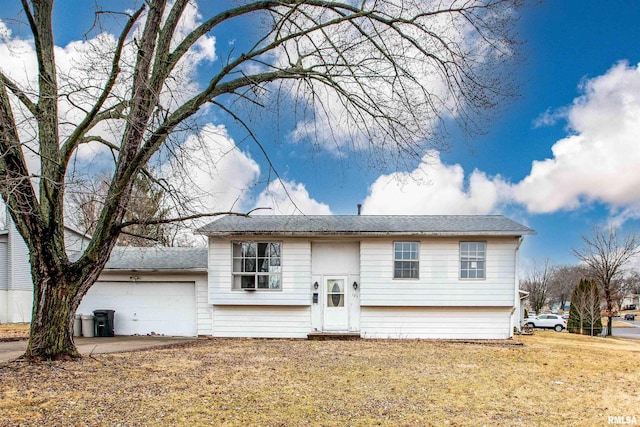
xmin=0 ymin=324 xmax=29 ymax=341
xmin=1 ymin=332 xmax=638 ymax=426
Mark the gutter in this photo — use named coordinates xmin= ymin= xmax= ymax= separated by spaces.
xmin=199 ymin=230 xmax=537 ymax=238
xmin=102 ymin=268 xmax=208 ymax=274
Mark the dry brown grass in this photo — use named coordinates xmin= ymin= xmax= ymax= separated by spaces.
xmin=1 ymin=331 xmax=639 ymax=426
xmin=0 ymin=324 xmax=29 ymax=341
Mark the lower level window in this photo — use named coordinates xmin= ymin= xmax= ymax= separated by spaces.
xmin=232 ymin=241 xmax=281 ymax=290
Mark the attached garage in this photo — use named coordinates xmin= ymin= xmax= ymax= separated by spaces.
xmin=77 ymin=280 xmax=197 ymax=337
xmin=76 ymin=247 xmax=210 ymax=337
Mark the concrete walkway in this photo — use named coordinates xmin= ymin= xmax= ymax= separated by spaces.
xmin=0 ymin=336 xmax=196 ymax=362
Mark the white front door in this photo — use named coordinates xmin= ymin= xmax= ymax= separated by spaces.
xmin=323 ymin=276 xmax=348 ymax=330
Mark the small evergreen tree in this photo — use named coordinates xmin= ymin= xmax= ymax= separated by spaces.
xmin=568 ymin=279 xmax=603 ymax=336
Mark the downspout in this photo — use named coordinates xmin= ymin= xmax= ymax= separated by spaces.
xmin=514 ymin=236 xmax=524 ymax=334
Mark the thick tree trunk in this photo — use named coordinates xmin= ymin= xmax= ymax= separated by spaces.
xmin=21 ymin=223 xmax=117 ymax=360
xmin=25 ymin=269 xmax=80 ymax=361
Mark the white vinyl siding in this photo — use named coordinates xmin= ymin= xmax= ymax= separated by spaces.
xmin=212 ymin=306 xmax=311 ymax=338
xmin=0 ymin=239 xmax=7 ymax=291
xmin=360 ymin=237 xmax=517 ymax=307
xmin=360 ymin=307 xmax=513 ymax=339
xmin=8 ymin=220 xmax=32 ymax=292
xmin=196 ymin=277 xmax=213 ymax=336
xmin=208 ymin=237 xmax=311 ymax=305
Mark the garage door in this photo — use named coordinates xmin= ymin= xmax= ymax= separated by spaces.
xmin=77 ymin=281 xmax=197 ymax=337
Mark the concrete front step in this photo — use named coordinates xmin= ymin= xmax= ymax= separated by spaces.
xmin=307 ymin=332 xmax=361 ymax=341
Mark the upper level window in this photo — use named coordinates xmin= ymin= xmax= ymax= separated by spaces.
xmin=394 ymin=242 xmax=419 ymax=279
xmin=232 ymin=242 xmax=281 ymax=290
xmin=460 ymin=242 xmax=486 ymax=279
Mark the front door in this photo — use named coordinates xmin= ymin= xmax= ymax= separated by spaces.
xmin=323 ymin=276 xmax=348 ymax=330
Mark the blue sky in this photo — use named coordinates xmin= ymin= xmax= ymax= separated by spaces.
xmin=3 ymin=1 xmax=640 ymax=268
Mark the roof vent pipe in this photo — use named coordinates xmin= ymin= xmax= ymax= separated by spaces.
xmin=357 ymin=204 xmax=362 ymax=215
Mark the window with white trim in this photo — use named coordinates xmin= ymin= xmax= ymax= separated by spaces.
xmin=232 ymin=242 xmax=281 ymax=290
xmin=460 ymin=241 xmax=486 ymax=279
xmin=394 ymin=242 xmax=419 ymax=279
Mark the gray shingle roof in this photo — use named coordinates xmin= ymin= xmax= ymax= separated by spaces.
xmin=197 ymin=215 xmax=535 ymax=237
xmin=103 ymin=246 xmax=208 ymax=271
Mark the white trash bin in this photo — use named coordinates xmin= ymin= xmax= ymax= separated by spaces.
xmin=73 ymin=314 xmax=82 ymax=337
xmin=81 ymin=315 xmax=95 ymax=338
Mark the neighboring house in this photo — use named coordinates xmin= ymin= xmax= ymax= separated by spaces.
xmin=0 ymin=217 xmax=89 ymax=324
xmin=3 ymin=214 xmax=535 ymax=340
xmin=621 ymin=294 xmax=639 ymax=310
xmin=197 ymin=215 xmax=535 ymax=339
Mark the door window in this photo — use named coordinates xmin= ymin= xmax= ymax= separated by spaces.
xmin=327 ymin=279 xmax=344 ymax=307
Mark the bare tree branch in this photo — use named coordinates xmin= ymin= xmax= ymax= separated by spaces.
xmin=0 ymin=72 xmax=38 ymax=116
xmin=59 ymin=1 xmax=142 ymax=164
xmin=118 ymin=207 xmax=272 ymax=228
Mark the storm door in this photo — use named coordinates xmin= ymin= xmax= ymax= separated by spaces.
xmin=323 ymin=276 xmax=348 ymax=330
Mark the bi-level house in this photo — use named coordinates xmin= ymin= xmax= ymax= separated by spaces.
xmin=199 ymin=215 xmax=535 ymax=339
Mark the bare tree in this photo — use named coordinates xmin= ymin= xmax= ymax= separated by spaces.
xmin=573 ymin=227 xmax=640 ymax=337
xmin=548 ymin=264 xmax=590 ymax=312
xmin=521 ymin=260 xmax=553 ymax=314
xmin=69 ymin=175 xmax=174 ymax=247
xmin=0 ymin=0 xmax=522 ymax=360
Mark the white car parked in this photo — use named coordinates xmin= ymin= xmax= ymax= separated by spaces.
xmin=525 ymin=314 xmax=567 ymax=332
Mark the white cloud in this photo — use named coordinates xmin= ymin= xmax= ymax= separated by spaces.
xmin=163 ymin=124 xmax=260 ymax=215
xmin=361 ymin=151 xmax=506 ymax=215
xmin=532 ymin=107 xmax=568 ymax=128
xmin=512 ymin=62 xmax=640 ymax=214
xmin=253 ymin=180 xmax=332 ymax=215
xmin=359 ymin=62 xmax=640 ymax=221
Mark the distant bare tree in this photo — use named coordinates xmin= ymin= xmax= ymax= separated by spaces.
xmin=548 ymin=265 xmax=590 ymax=312
xmin=69 ymin=175 xmax=174 ymax=247
xmin=573 ymin=227 xmax=640 ymax=336
xmin=522 ymin=260 xmax=553 ymax=314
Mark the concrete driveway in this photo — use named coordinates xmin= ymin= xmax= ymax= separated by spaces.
xmin=0 ymin=336 xmax=196 ymax=363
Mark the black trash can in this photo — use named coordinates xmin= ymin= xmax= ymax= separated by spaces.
xmin=93 ymin=309 xmax=115 ymax=337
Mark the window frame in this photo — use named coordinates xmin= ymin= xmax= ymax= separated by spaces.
xmin=459 ymin=241 xmax=486 ymax=280
xmin=231 ymin=241 xmax=282 ymax=291
xmin=393 ymin=241 xmax=420 ymax=280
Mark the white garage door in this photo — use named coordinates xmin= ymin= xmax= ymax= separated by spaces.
xmin=77 ymin=281 xmax=197 ymax=337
